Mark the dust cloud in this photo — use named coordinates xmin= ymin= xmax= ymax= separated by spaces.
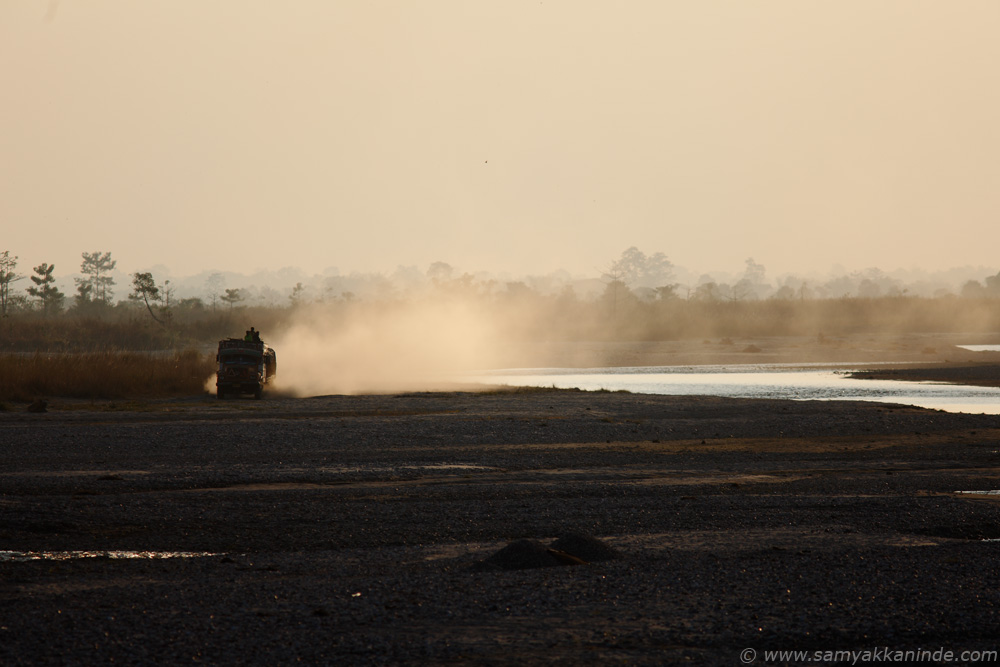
xmin=269 ymin=297 xmax=508 ymax=396
xmin=205 ymin=272 xmax=1000 ymax=398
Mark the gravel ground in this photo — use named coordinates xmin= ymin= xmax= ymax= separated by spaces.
xmin=2 ymin=388 xmax=1000 ymax=665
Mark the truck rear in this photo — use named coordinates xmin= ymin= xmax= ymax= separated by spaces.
xmin=215 ymin=338 xmax=277 ymax=399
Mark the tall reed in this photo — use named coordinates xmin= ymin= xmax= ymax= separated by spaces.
xmin=0 ymin=350 xmax=216 ymax=402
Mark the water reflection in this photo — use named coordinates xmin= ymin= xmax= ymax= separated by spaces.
xmin=0 ymin=550 xmax=219 ymax=562
xmin=474 ymin=364 xmax=1000 ymax=414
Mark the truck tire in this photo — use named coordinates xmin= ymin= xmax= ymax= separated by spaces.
xmin=217 ymin=388 xmax=225 ymax=400
xmin=254 ymin=386 xmax=263 ymax=400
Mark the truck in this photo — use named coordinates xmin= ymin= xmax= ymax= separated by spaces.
xmin=215 ymin=338 xmax=277 ymax=399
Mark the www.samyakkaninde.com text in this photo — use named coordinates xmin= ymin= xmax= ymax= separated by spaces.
xmin=741 ymin=647 xmax=998 ymax=664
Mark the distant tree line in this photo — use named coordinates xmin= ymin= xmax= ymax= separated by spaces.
xmin=5 ymin=247 xmax=1000 ymax=318
xmin=2 ymin=246 xmax=1000 ymax=352
xmin=960 ymin=274 xmax=1000 ymax=299
xmin=0 ymin=251 xmax=225 ymax=322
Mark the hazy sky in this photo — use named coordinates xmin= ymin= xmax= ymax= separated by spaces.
xmin=3 ymin=2 xmax=999 ymax=280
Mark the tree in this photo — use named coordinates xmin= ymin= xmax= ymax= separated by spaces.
xmin=692 ymin=279 xmax=734 ymax=302
xmin=0 ymin=251 xmax=24 ymax=317
xmin=692 ymin=281 xmax=720 ymax=301
xmin=76 ymin=251 xmax=116 ymax=304
xmin=733 ymin=258 xmax=767 ymax=300
xmin=742 ymin=257 xmax=767 ymax=285
xmin=772 ymin=285 xmax=797 ymax=300
xmin=961 ymin=280 xmax=986 ymax=298
xmin=177 ymin=296 xmax=206 ymax=311
xmin=130 ymin=272 xmax=165 ymax=324
xmin=609 ymin=247 xmax=675 ymax=289
xmin=504 ymin=281 xmax=535 ymax=299
xmin=655 ymin=284 xmax=681 ymax=300
xmin=427 ymin=261 xmax=454 ymax=283
xmin=289 ymin=282 xmax=305 ymax=307
xmin=74 ymin=280 xmax=94 ymax=308
xmin=985 ymin=271 xmax=1000 ymax=297
xmin=26 ymin=263 xmax=65 ymax=315
xmin=220 ymin=288 xmax=245 ymax=309
xmin=162 ymin=279 xmax=174 ymax=309
xmin=600 ymin=265 xmax=630 ymax=316
xmin=857 ymin=279 xmax=882 ymax=298
xmin=205 ymin=273 xmax=224 ymax=310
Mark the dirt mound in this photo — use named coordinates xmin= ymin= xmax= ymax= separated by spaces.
xmin=475 ymin=534 xmax=619 ymax=571
xmin=550 ymin=533 xmax=622 ymax=562
xmin=475 ymin=539 xmax=565 ymax=571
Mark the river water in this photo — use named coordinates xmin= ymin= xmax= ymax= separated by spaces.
xmin=473 ymin=361 xmax=1000 ymax=415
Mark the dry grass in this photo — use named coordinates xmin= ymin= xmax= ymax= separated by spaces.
xmin=0 ymin=350 xmax=217 ymax=402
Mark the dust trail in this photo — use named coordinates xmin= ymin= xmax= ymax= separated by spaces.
xmin=269 ymin=296 xmax=506 ymax=396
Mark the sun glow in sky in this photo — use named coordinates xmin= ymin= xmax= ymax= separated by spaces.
xmin=3 ymin=2 xmax=999 ymax=280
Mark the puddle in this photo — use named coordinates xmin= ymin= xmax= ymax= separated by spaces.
xmin=0 ymin=550 xmax=220 ymax=562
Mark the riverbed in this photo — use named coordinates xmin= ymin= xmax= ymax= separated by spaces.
xmin=3 ymin=390 xmax=1000 ymax=665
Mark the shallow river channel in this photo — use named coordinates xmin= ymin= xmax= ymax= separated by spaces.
xmin=473 ymin=363 xmax=1000 ymax=415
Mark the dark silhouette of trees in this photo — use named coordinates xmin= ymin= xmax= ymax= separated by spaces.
xmin=0 ymin=251 xmax=24 ymax=317
xmin=162 ymin=279 xmax=174 ymax=309
xmin=74 ymin=281 xmax=94 ymax=308
xmin=773 ymin=285 xmax=797 ymax=300
xmin=130 ymin=272 xmax=165 ymax=324
xmin=600 ymin=265 xmax=630 ymax=316
xmin=961 ymin=280 xmax=985 ymax=298
xmin=692 ymin=281 xmax=720 ymax=301
xmin=733 ymin=258 xmax=767 ymax=300
xmin=655 ymin=284 xmax=680 ymax=300
xmin=604 ymin=247 xmax=679 ymax=309
xmin=609 ymin=247 xmax=675 ymax=289
xmin=289 ymin=282 xmax=305 ymax=307
xmin=177 ymin=297 xmax=205 ymax=311
xmin=857 ymin=278 xmax=882 ymax=298
xmin=26 ymin=263 xmax=65 ymax=315
xmin=960 ymin=272 xmax=1000 ymax=298
xmin=220 ymin=288 xmax=245 ymax=309
xmin=985 ymin=271 xmax=1000 ymax=296
xmin=427 ymin=261 xmax=454 ymax=283
xmin=205 ymin=273 xmax=224 ymax=310
xmin=75 ymin=251 xmax=117 ymax=305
